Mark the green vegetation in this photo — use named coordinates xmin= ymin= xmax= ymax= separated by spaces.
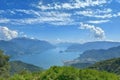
xmin=0 ymin=50 xmax=10 ymax=78
xmin=6 ymin=66 xmax=120 ymax=80
xmin=39 ymin=66 xmax=120 ymax=80
xmin=89 ymin=58 xmax=120 ymax=75
xmin=69 ymin=62 xmax=93 ymax=69
xmin=10 ymin=61 xmax=43 ymax=75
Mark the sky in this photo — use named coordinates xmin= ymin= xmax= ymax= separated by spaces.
xmin=0 ymin=0 xmax=120 ymax=43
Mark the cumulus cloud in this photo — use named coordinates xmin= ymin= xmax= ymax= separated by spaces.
xmin=0 ymin=27 xmax=18 ymax=40
xmin=79 ymin=23 xmax=105 ymax=39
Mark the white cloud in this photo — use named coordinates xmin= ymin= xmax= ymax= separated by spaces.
xmin=79 ymin=23 xmax=105 ymax=39
xmin=0 ymin=27 xmax=18 ymax=40
xmin=0 ymin=10 xmax=5 ymax=14
xmin=0 ymin=6 xmax=114 ymax=25
xmin=113 ymin=12 xmax=120 ymax=17
xmin=5 ymin=11 xmax=73 ymax=25
xmin=0 ymin=8 xmax=115 ymax=26
xmin=0 ymin=1 xmax=118 ymax=26
xmin=75 ymin=8 xmax=112 ymax=19
xmin=116 ymin=0 xmax=120 ymax=3
xmin=0 ymin=10 xmax=15 ymax=15
xmin=36 ymin=0 xmax=110 ymax=10
xmin=0 ymin=18 xmax=10 ymax=23
xmin=87 ymin=20 xmax=110 ymax=24
xmin=15 ymin=9 xmax=41 ymax=17
xmin=50 ymin=21 xmax=77 ymax=26
xmin=94 ymin=14 xmax=112 ymax=18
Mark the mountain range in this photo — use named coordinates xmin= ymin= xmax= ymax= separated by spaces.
xmin=77 ymin=46 xmax=120 ymax=62
xmin=65 ymin=41 xmax=120 ymax=52
xmin=0 ymin=37 xmax=55 ymax=57
xmin=64 ymin=45 xmax=120 ymax=68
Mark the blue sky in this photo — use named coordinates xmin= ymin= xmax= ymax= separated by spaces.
xmin=0 ymin=0 xmax=120 ymax=43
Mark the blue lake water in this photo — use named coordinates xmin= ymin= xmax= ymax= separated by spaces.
xmin=11 ymin=47 xmax=81 ymax=69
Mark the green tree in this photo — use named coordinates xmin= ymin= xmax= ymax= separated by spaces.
xmin=0 ymin=50 xmax=10 ymax=78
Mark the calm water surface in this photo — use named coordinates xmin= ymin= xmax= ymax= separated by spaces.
xmin=11 ymin=47 xmax=81 ymax=69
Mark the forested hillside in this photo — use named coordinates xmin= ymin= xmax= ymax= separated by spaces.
xmin=89 ymin=58 xmax=120 ymax=75
xmin=10 ymin=61 xmax=43 ymax=75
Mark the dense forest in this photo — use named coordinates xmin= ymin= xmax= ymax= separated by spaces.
xmin=0 ymin=50 xmax=120 ymax=80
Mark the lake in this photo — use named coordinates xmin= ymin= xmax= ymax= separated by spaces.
xmin=11 ymin=46 xmax=81 ymax=69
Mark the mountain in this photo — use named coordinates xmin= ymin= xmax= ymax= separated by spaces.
xmin=89 ymin=58 xmax=120 ymax=75
xmin=10 ymin=60 xmax=43 ymax=75
xmin=0 ymin=37 xmax=55 ymax=57
xmin=65 ymin=41 xmax=120 ymax=52
xmin=64 ymin=46 xmax=120 ymax=68
xmin=77 ymin=46 xmax=120 ymax=62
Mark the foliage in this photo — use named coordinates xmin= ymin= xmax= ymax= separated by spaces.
xmin=39 ymin=66 xmax=120 ymax=80
xmin=10 ymin=61 xmax=43 ymax=75
xmin=0 ymin=50 xmax=10 ymax=78
xmin=0 ymin=66 xmax=120 ymax=80
xmin=68 ymin=62 xmax=93 ymax=69
xmin=89 ymin=58 xmax=120 ymax=75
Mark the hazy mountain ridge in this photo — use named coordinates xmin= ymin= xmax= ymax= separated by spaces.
xmin=0 ymin=37 xmax=55 ymax=57
xmin=78 ymin=46 xmax=120 ymax=61
xmin=64 ymin=45 xmax=120 ymax=68
xmin=66 ymin=41 xmax=120 ymax=52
